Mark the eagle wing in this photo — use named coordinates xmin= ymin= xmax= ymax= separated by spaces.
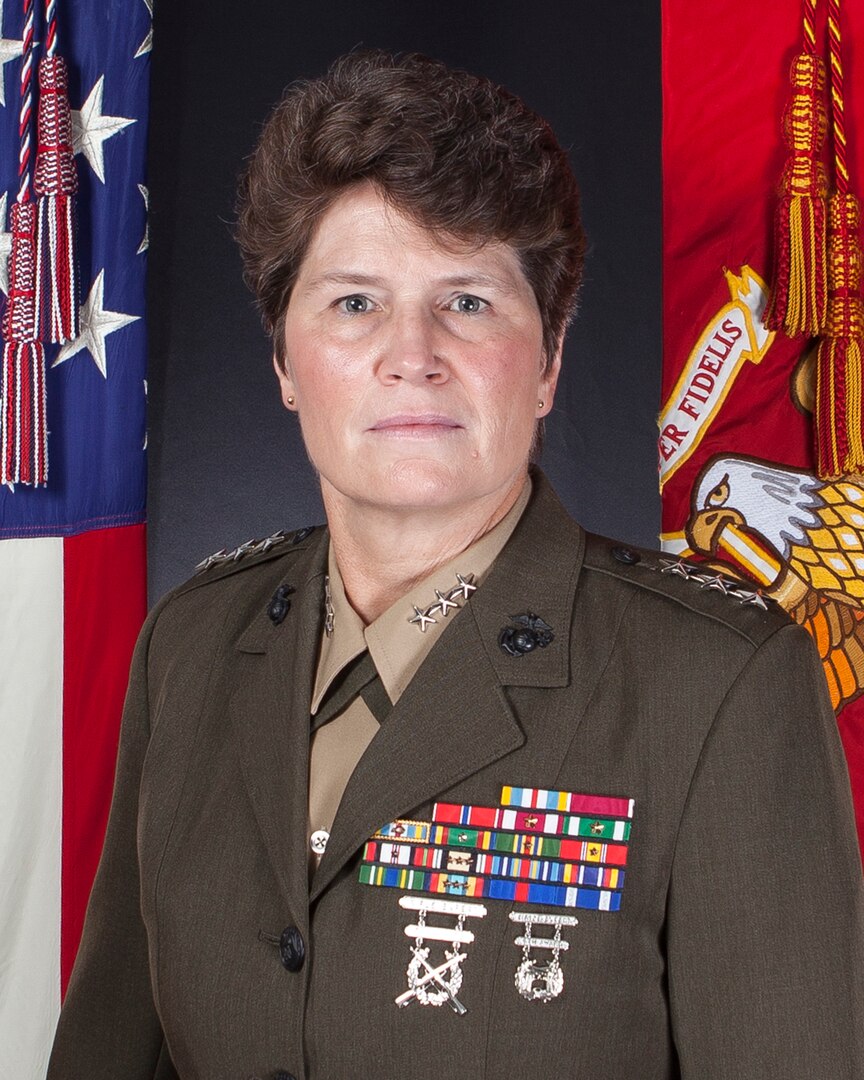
xmin=788 ymin=476 xmax=864 ymax=611
xmin=788 ymin=589 xmax=864 ymax=712
xmin=684 ymin=470 xmax=864 ymax=712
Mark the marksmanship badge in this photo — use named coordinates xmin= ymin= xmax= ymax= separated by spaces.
xmin=509 ymin=910 xmax=578 ymax=1003
xmin=394 ymin=895 xmax=487 ymax=1015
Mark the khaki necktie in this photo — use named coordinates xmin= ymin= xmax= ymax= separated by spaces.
xmin=312 ymin=650 xmax=392 ymax=731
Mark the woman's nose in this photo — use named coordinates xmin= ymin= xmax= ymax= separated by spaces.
xmin=377 ymin=310 xmax=449 ymax=385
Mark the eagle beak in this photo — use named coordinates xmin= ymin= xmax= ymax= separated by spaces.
xmin=687 ymin=507 xmax=746 ymax=555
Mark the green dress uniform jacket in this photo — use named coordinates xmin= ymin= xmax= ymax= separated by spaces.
xmin=48 ymin=473 xmax=864 ymax=1080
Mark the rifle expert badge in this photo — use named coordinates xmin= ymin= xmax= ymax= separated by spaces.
xmin=394 ymin=895 xmax=487 ymax=1015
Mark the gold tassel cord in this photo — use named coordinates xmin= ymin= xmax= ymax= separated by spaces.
xmin=814 ymin=0 xmax=864 ymax=478
xmin=765 ymin=4 xmax=829 ymax=338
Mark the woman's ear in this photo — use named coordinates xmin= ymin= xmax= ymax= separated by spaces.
xmin=537 ymin=343 xmax=563 ymax=417
xmin=273 ymin=353 xmax=297 ymax=409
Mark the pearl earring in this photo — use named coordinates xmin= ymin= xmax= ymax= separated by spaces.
xmin=538 ymin=400 xmax=545 ymax=409
xmin=287 ymin=396 xmax=295 ymax=406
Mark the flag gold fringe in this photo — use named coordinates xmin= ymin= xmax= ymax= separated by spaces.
xmin=815 ymin=193 xmax=864 ymax=477
xmin=766 ymin=53 xmax=829 ymax=337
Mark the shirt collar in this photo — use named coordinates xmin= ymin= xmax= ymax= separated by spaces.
xmin=311 ymin=479 xmax=532 ymax=712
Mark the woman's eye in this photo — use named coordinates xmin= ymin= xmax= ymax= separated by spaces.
xmin=450 ymin=294 xmax=487 ymax=314
xmin=339 ymin=295 xmax=371 ymax=314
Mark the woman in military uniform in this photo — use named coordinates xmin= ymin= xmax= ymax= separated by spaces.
xmin=49 ymin=50 xmax=864 ymax=1080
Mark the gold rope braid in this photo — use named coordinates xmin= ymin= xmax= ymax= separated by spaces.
xmin=765 ymin=0 xmax=829 ymax=338
xmin=815 ymin=0 xmax=864 ymax=477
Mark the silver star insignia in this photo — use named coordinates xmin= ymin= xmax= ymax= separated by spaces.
xmin=659 ymin=559 xmax=692 ymax=579
xmin=260 ymin=531 xmax=286 ymax=553
xmin=737 ymin=590 xmax=769 ymax=610
xmin=449 ymin=573 xmax=477 ymax=601
xmin=195 ymin=549 xmax=227 ymax=574
xmin=409 ymin=606 xmax=438 ymax=632
xmin=700 ymin=575 xmax=730 ymax=594
xmin=430 ymin=588 xmax=460 ymax=616
xmin=230 ymin=540 xmax=257 ymax=561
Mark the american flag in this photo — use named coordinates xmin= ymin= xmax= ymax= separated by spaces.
xmin=0 ymin=0 xmax=150 ymax=1072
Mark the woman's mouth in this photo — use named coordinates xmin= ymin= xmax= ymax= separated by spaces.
xmin=368 ymin=414 xmax=463 ymax=437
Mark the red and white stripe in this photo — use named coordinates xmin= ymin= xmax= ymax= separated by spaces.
xmin=0 ymin=525 xmax=146 ymax=1074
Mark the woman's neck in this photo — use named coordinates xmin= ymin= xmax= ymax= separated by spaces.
xmin=323 ymin=473 xmax=528 ymax=624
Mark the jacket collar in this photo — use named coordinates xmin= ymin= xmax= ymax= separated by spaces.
xmin=318 ymin=478 xmax=532 ymax=709
xmin=312 ymin=472 xmax=587 ymax=899
xmin=227 ymin=472 xmax=588 ymax=910
xmin=471 ymin=469 xmax=584 ymax=689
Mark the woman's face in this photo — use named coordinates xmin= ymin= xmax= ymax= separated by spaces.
xmin=277 ymin=183 xmax=560 ymax=517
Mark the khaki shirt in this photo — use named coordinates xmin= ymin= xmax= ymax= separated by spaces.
xmin=308 ymin=480 xmax=532 ymax=860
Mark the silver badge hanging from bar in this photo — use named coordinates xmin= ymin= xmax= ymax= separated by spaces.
xmin=395 ymin=896 xmax=487 ymax=1014
xmin=509 ymin=910 xmax=578 ymax=1003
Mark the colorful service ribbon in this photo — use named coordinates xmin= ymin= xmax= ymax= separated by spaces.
xmin=360 ymin=786 xmax=635 ymax=912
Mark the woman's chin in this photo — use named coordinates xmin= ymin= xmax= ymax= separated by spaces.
xmin=320 ymin=452 xmax=522 ymax=516
xmin=331 ymin=458 xmax=478 ymax=513
xmin=379 ymin=459 xmax=466 ymax=507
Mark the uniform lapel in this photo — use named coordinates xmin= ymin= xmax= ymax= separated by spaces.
xmin=311 ymin=605 xmax=525 ymax=901
xmin=229 ymin=531 xmax=328 ymax=927
xmin=311 ymin=474 xmax=587 ymax=901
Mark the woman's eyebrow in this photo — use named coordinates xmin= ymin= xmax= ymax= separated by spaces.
xmin=301 ymin=270 xmax=519 ymax=294
xmin=438 ymin=273 xmax=521 ymax=295
xmin=300 ymin=271 xmax=388 ymax=293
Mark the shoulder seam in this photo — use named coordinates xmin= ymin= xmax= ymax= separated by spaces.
xmin=582 ymin=561 xmax=785 ymax=648
xmin=171 ymin=525 xmax=323 ymax=599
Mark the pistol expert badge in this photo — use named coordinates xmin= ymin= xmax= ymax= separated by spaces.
xmin=509 ymin=911 xmax=578 ymax=1002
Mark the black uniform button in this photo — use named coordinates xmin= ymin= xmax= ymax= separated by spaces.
xmin=611 ymin=546 xmax=640 ymax=565
xmin=274 ymin=1072 xmax=297 ymax=1080
xmin=279 ymin=925 xmax=305 ymax=972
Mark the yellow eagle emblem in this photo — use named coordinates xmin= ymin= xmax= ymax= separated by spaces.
xmin=686 ymin=455 xmax=864 ymax=711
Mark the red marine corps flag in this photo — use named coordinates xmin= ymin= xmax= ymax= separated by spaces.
xmin=661 ymin=0 xmax=864 ymax=843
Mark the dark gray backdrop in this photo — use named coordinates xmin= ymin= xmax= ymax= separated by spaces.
xmin=146 ymin=1 xmax=661 ymax=602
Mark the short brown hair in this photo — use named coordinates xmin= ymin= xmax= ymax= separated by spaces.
xmin=237 ymin=49 xmax=586 ymax=369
